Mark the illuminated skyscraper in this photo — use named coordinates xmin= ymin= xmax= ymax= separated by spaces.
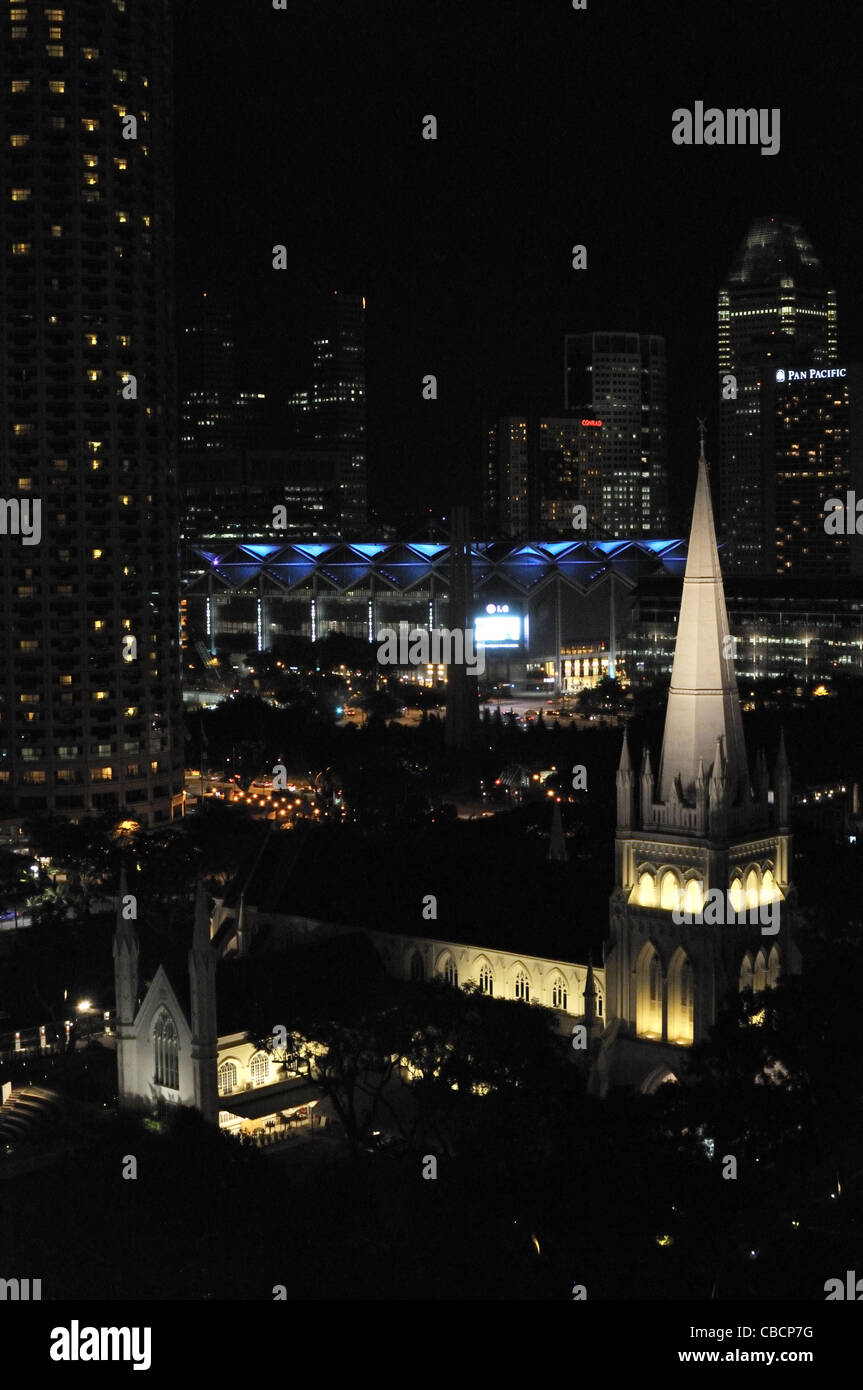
xmin=287 ymin=290 xmax=367 ymax=534
xmin=563 ymin=332 xmax=668 ymax=535
xmin=763 ymin=362 xmax=863 ymax=576
xmin=718 ymin=216 xmax=837 ymax=574
xmin=0 ymin=0 xmax=183 ymax=824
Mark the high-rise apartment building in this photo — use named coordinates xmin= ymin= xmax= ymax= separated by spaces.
xmin=0 ymin=0 xmax=183 ymax=824
xmin=763 ymin=362 xmax=863 ymax=576
xmin=718 ymin=216 xmax=837 ymax=574
xmin=564 ymin=332 xmax=668 ymax=534
xmin=287 ymin=290 xmax=367 ymax=534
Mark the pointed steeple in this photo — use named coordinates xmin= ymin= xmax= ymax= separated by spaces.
xmin=112 ymin=858 xmax=139 ymax=1110
xmin=657 ymin=429 xmax=747 ymax=805
xmin=616 ymin=726 xmax=635 ymax=829
xmin=774 ymin=728 xmax=791 ymax=828
xmin=188 ymin=879 xmax=218 ymax=1125
xmin=640 ymin=744 xmax=654 ymax=823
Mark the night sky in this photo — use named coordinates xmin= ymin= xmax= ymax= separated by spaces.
xmin=173 ymin=0 xmax=863 ymax=533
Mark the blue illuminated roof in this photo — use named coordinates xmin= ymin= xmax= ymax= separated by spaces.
xmin=184 ymin=538 xmax=687 ymax=596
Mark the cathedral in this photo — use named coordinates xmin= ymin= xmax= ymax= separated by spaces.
xmin=113 ymin=440 xmax=801 ymax=1131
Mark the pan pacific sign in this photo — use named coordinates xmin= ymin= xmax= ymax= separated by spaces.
xmin=775 ymin=367 xmax=847 ymax=384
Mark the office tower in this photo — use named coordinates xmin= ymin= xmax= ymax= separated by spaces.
xmin=179 ymin=294 xmax=268 ymax=453
xmin=718 ymin=216 xmax=837 ymax=574
xmin=563 ymin=332 xmax=668 ymax=535
xmin=0 ymin=0 xmax=183 ymax=825
xmin=180 ymin=292 xmax=236 ymax=451
xmin=180 ymin=447 xmax=343 ymax=544
xmin=482 ymin=414 xmax=603 ymax=539
xmin=763 ymin=362 xmax=863 ymax=577
xmin=287 ymin=290 xmax=367 ymax=534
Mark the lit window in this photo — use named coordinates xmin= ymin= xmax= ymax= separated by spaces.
xmin=50 ymin=224 xmax=62 ymax=237
xmin=18 ymin=641 xmax=39 ymax=651
xmin=86 ymin=369 xmax=101 ymax=382
xmin=125 ymin=706 xmax=138 ymax=717
xmin=81 ymin=118 xmax=98 ymax=132
xmin=10 ymin=134 xmax=29 ymax=146
xmin=94 ymin=692 xmax=109 ymax=702
xmin=91 ymin=548 xmax=102 ymax=559
xmin=45 ymin=44 xmax=63 ymax=56
xmin=218 ymin=1062 xmax=237 ymax=1096
xmin=119 ymin=495 xmax=131 ymax=506
xmin=59 ymin=675 xmax=72 ymax=685
xmin=48 ymin=80 xmax=64 ymax=93
xmin=17 ymin=477 xmax=32 ymax=490
xmin=45 ymin=9 xmax=66 ymax=19
xmin=11 ymin=242 xmax=31 ymax=255
xmin=10 ymin=188 xmax=30 ymax=200
xmin=13 ymin=423 xmax=32 ymax=434
xmin=11 ymin=80 xmax=30 ymax=93
xmin=81 ymin=47 xmax=99 ymax=59
xmin=114 ymin=157 xmax=127 ymax=170
xmin=113 ymin=69 xmax=127 ymax=82
xmin=116 ymin=210 xmax=128 ymax=223
xmin=19 ymin=694 xmax=40 ymax=704
xmin=250 ymin=1053 xmax=270 ymax=1087
xmin=93 ymin=767 xmax=113 ymax=781
xmin=93 ymin=620 xmax=105 ymax=631
xmin=153 ymin=1012 xmax=179 ymax=1090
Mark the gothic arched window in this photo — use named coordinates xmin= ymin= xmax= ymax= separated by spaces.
xmin=551 ymin=976 xmax=567 ymax=1010
xmin=753 ymin=950 xmax=767 ymax=993
xmin=478 ymin=964 xmax=494 ymax=995
xmin=440 ymin=955 xmax=458 ymax=988
xmin=153 ymin=1010 xmax=178 ymax=1091
xmin=739 ymin=952 xmax=753 ymax=994
xmin=766 ymin=945 xmax=781 ymax=990
xmin=250 ymin=1052 xmax=270 ymax=1088
xmin=660 ymin=871 xmax=680 ymax=911
xmin=649 ymin=955 xmax=662 ymax=1003
xmin=218 ymin=1060 xmax=238 ymax=1096
xmin=410 ymin=951 xmax=425 ymax=981
xmin=636 ymin=945 xmax=663 ymax=1039
xmin=514 ymin=969 xmax=530 ymax=1002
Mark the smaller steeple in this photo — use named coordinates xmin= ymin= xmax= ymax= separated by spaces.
xmin=640 ymin=745 xmax=654 ymax=825
xmin=112 ymin=858 xmax=139 ymax=1111
xmin=774 ymin=728 xmax=791 ymax=828
xmin=584 ymin=957 xmax=598 ymax=1030
xmin=188 ymin=880 xmax=218 ymax=1125
xmin=616 ymin=726 xmax=635 ymax=830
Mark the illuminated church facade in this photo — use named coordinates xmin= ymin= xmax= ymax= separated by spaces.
xmin=113 ymin=440 xmax=800 ymax=1123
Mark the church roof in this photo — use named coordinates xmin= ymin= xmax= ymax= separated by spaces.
xmin=656 ymin=438 xmax=747 ymax=803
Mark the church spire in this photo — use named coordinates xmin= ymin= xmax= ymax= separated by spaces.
xmin=656 ymin=427 xmax=747 ymax=805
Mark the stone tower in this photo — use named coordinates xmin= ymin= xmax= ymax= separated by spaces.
xmin=188 ymin=880 xmax=219 ymax=1124
xmin=112 ymin=861 xmax=139 ymax=1111
xmin=601 ymin=433 xmax=801 ymax=1093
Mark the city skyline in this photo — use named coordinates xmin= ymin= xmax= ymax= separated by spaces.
xmin=173 ymin=0 xmax=863 ymax=533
